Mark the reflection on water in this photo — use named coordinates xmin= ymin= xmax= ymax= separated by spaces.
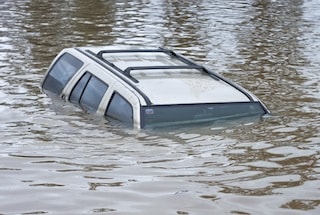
xmin=0 ymin=0 xmax=319 ymax=214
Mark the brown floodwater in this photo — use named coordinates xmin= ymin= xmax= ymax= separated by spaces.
xmin=0 ymin=0 xmax=319 ymax=214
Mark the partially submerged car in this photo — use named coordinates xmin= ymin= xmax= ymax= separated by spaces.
xmin=41 ymin=46 xmax=270 ymax=129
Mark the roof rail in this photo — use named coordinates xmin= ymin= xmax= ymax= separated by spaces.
xmin=96 ymin=49 xmax=164 ymax=59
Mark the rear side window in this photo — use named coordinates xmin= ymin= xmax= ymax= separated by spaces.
xmin=42 ymin=53 xmax=83 ymax=95
xmin=105 ymin=93 xmax=133 ymax=126
xmin=70 ymin=72 xmax=108 ymax=113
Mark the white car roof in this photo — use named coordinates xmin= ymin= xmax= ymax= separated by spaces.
xmin=77 ymin=46 xmax=258 ymax=105
xmin=137 ymin=74 xmax=251 ymax=104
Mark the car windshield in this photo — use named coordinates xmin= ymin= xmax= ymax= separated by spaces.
xmin=141 ymin=102 xmax=266 ymax=128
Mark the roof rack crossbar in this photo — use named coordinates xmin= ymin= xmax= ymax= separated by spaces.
xmin=123 ymin=65 xmax=203 ymax=76
xmin=97 ymin=49 xmax=164 ymax=59
xmin=86 ymin=49 xmax=139 ymax=82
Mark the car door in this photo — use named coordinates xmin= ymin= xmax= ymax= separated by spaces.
xmin=105 ymin=92 xmax=133 ymax=126
xmin=69 ymin=71 xmax=109 ymax=113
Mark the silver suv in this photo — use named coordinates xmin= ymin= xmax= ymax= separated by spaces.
xmin=41 ymin=46 xmax=269 ymax=129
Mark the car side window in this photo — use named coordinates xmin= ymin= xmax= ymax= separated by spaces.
xmin=105 ymin=92 xmax=133 ymax=126
xmin=69 ymin=73 xmax=91 ymax=105
xmin=70 ymin=72 xmax=108 ymax=113
xmin=42 ymin=53 xmax=83 ymax=95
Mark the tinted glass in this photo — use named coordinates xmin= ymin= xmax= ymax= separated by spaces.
xmin=105 ymin=93 xmax=133 ymax=125
xmin=142 ymin=102 xmax=266 ymax=128
xmin=42 ymin=53 xmax=83 ymax=95
xmin=79 ymin=76 xmax=108 ymax=113
xmin=69 ymin=73 xmax=91 ymax=105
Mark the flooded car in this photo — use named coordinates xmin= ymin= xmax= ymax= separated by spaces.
xmin=41 ymin=46 xmax=270 ymax=129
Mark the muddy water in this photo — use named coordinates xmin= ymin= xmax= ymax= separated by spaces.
xmin=0 ymin=0 xmax=319 ymax=214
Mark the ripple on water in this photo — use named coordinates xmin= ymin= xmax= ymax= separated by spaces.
xmin=267 ymin=146 xmax=316 ymax=160
xmin=0 ymin=0 xmax=320 ymax=214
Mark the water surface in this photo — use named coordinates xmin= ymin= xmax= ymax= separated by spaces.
xmin=0 ymin=0 xmax=319 ymax=214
